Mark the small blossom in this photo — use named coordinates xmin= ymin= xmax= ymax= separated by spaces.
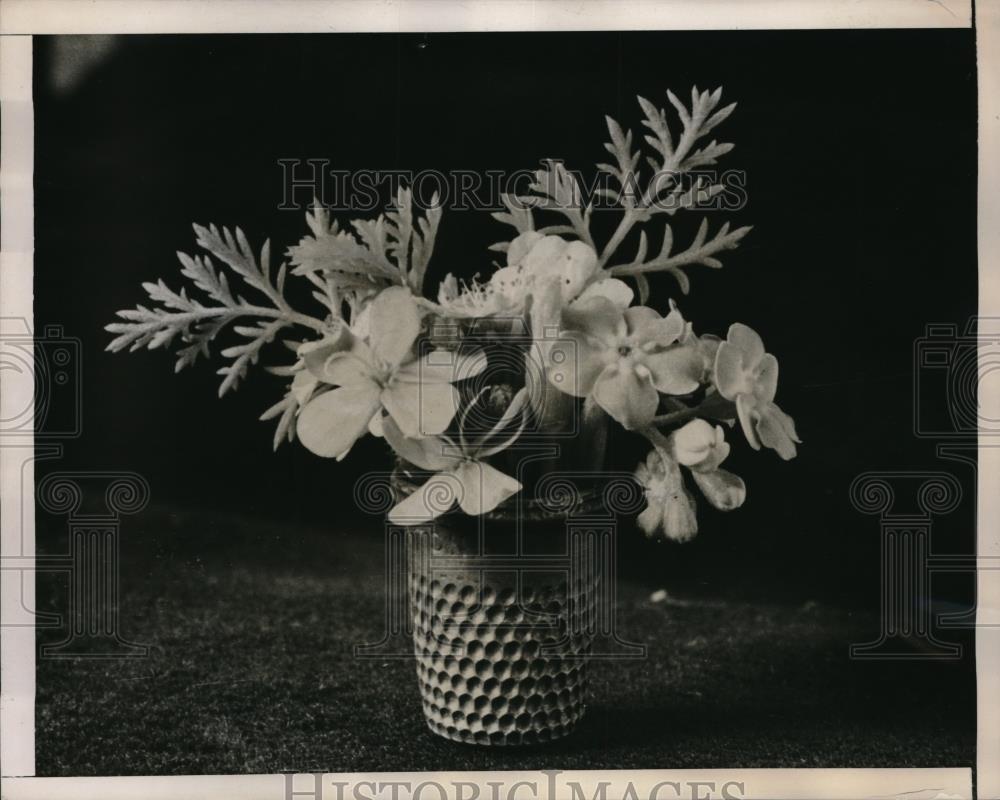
xmin=680 ymin=327 xmax=722 ymax=385
xmin=714 ymin=323 xmax=801 ymax=460
xmin=672 ymin=418 xmax=730 ymax=472
xmin=634 ymin=449 xmax=698 ymax=542
xmin=296 ymin=287 xmax=486 ymax=459
xmin=288 ymin=321 xmax=354 ymax=406
xmin=690 ymin=468 xmax=746 ymax=511
xmin=437 ymin=232 xmax=632 ymax=318
xmin=546 ymin=299 xmax=703 ymax=429
xmin=669 ymin=419 xmax=746 ymax=511
xmin=383 ymin=393 xmax=525 ymax=523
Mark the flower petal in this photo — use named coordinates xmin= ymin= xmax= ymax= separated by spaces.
xmin=736 ymin=393 xmax=762 ymax=450
xmin=634 ymin=308 xmax=685 ymax=347
xmin=644 ymin=346 xmax=703 ymax=395
xmin=546 ymin=331 xmax=611 ymax=398
xmin=672 ymin=419 xmax=718 ymax=467
xmin=507 ymin=231 xmax=545 ymax=265
xmin=697 ymin=431 xmax=730 ymax=472
xmin=520 ymin=236 xmax=567 ymax=270
xmin=382 ymin=379 xmax=459 ymax=437
xmin=727 ymin=322 xmax=765 ymax=367
xmin=350 ymin=301 xmax=373 ymax=340
xmin=471 ymin=387 xmax=530 ymax=458
xmin=624 ymin=305 xmax=662 ymax=334
xmin=637 ymin=503 xmax=662 ymax=537
xmin=387 ymin=472 xmax=462 ymax=524
xmin=299 ymin=325 xmax=354 ymax=378
xmin=554 ymin=243 xmax=600 ymax=302
xmin=527 ymin=274 xmax=565 ymax=365
xmin=672 ymin=419 xmax=731 ymax=472
xmin=634 ymin=449 xmax=664 ymax=488
xmin=395 ymin=349 xmax=488 ymax=384
xmin=777 ymin=402 xmax=802 ymax=443
xmin=290 ymin=369 xmax=319 ymax=406
xmin=695 ymin=334 xmax=722 ymax=381
xmin=368 ymin=286 xmax=421 ymax=368
xmin=490 ymin=264 xmax=529 ymax=306
xmin=592 ymin=364 xmax=659 ymax=429
xmin=662 ymin=487 xmax=699 ymax=542
xmin=317 ymin=350 xmax=374 ymax=386
xmin=437 ymin=273 xmax=460 ymax=304
xmin=574 ymin=277 xmax=634 ymax=309
xmin=714 ymin=340 xmax=749 ymax=399
xmin=525 ymin=237 xmax=598 ymax=292
xmin=755 ymin=352 xmax=779 ymax=403
xmin=382 ymin=416 xmax=462 ymax=472
xmin=297 ymin=382 xmax=380 ymax=459
xmin=755 ymin=401 xmax=800 ymax=460
xmin=562 ymin=296 xmax=627 ymax=344
xmin=692 ymin=468 xmax=746 ymax=511
xmin=453 ymin=461 xmax=522 ymax=516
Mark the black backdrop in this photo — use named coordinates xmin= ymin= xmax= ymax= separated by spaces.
xmin=33 ymin=30 xmax=977 ymax=607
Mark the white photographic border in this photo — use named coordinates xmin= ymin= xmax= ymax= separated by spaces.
xmin=1 ymin=1 xmax=992 ymax=798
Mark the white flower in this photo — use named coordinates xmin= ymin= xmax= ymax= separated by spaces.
xmin=714 ymin=323 xmax=800 ymax=460
xmin=436 ymin=232 xmax=633 ymax=318
xmin=383 ymin=389 xmax=528 ymax=523
xmin=672 ymin=419 xmax=730 ymax=471
xmin=670 ymin=419 xmax=746 ymax=511
xmin=295 ymin=287 xmax=486 ymax=459
xmin=634 ymin=449 xmax=698 ymax=542
xmin=545 ymin=300 xmax=702 ymax=429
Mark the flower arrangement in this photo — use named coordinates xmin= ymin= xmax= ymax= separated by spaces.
xmin=107 ymin=86 xmax=799 ymax=541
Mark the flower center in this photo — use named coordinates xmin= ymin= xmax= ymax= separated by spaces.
xmin=373 ymin=362 xmax=395 ymax=389
xmin=617 ymin=344 xmax=633 ymax=358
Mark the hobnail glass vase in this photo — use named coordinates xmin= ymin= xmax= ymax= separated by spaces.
xmin=402 ymin=487 xmax=606 ymax=745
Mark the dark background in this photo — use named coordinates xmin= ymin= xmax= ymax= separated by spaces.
xmin=32 ymin=31 xmax=979 ymax=774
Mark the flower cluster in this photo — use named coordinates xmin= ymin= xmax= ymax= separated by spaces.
xmin=107 ymin=85 xmax=799 ymax=539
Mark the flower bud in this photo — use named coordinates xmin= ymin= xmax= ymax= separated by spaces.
xmin=692 ymin=468 xmax=746 ymax=511
xmin=672 ymin=419 xmax=730 ymax=472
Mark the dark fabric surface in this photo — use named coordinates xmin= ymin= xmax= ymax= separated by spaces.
xmin=35 ymin=506 xmax=976 ymax=775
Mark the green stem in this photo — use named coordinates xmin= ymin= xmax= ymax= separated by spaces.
xmin=639 ymin=424 xmax=673 ymax=452
xmin=651 ymin=406 xmax=699 ymax=428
